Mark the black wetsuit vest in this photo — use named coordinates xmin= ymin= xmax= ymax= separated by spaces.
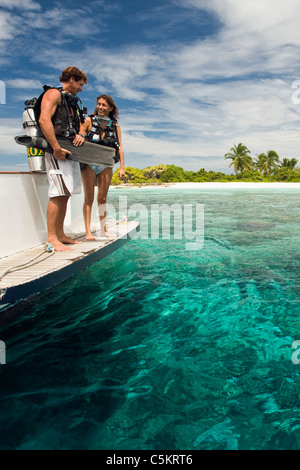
xmin=35 ymin=85 xmax=83 ymax=138
xmin=87 ymin=114 xmax=120 ymax=163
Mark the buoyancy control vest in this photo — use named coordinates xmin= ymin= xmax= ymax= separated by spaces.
xmin=87 ymin=114 xmax=120 ymax=163
xmin=23 ymin=85 xmax=86 ymax=139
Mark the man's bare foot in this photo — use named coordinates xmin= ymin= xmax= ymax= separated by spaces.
xmin=58 ymin=235 xmax=81 ymax=245
xmin=46 ymin=239 xmax=73 ymax=252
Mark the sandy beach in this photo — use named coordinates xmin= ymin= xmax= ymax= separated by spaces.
xmin=111 ymin=182 xmax=300 ymax=189
xmin=171 ymin=182 xmax=300 ymax=189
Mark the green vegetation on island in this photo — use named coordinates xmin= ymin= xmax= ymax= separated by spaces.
xmin=111 ymin=143 xmax=300 ymax=185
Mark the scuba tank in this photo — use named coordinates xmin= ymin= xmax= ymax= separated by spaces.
xmin=23 ymin=98 xmax=43 ymax=137
xmin=22 ymin=98 xmax=45 ymax=172
xmin=19 ymin=86 xmax=87 ymax=172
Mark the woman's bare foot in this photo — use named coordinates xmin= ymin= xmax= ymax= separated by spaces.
xmin=85 ymin=233 xmax=96 ymax=241
xmin=100 ymin=231 xmax=115 ymax=239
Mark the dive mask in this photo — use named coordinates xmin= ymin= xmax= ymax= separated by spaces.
xmin=96 ymin=116 xmax=113 ymax=128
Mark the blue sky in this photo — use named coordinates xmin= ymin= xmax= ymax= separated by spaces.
xmin=1 ymin=0 xmax=300 ymax=172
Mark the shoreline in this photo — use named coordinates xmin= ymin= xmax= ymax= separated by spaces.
xmin=111 ymin=182 xmax=300 ymax=189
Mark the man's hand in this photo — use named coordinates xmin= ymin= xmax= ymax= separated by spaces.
xmin=53 ymin=147 xmax=72 ymax=161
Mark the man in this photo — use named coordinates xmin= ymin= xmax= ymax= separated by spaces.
xmin=39 ymin=66 xmax=87 ymax=251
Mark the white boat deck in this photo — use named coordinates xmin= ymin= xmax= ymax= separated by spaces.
xmin=0 ymin=220 xmax=138 ymax=305
xmin=0 ymin=238 xmax=106 ymax=289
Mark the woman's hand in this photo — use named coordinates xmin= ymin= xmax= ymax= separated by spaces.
xmin=73 ymin=134 xmax=85 ymax=147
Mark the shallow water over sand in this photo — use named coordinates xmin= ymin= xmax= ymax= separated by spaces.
xmin=0 ymin=187 xmax=300 ymax=450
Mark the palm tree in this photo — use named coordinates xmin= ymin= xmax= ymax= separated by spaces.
xmin=224 ymin=143 xmax=253 ymax=174
xmin=254 ymin=150 xmax=281 ymax=181
xmin=280 ymin=158 xmax=298 ymax=170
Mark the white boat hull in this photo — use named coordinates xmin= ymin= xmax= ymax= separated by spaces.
xmin=0 ymin=172 xmax=108 ymax=259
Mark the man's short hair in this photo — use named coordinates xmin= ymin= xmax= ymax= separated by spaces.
xmin=59 ymin=66 xmax=88 ymax=84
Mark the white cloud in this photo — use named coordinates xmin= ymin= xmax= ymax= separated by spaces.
xmin=172 ymin=0 xmax=300 ymax=83
xmin=180 ymin=0 xmax=300 ymax=49
xmin=0 ymin=11 xmax=17 ymax=40
xmin=6 ymin=79 xmax=43 ymax=89
xmin=118 ymin=74 xmax=300 ymax=169
xmin=0 ymin=118 xmax=26 ymax=157
xmin=0 ymin=0 xmax=41 ymax=9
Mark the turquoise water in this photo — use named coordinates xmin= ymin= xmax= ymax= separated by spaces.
xmin=0 ymin=187 xmax=300 ymax=450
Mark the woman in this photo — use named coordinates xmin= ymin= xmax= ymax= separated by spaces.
xmin=80 ymin=94 xmax=125 ymax=240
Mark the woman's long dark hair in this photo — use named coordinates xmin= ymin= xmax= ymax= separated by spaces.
xmin=93 ymin=94 xmax=119 ymax=121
